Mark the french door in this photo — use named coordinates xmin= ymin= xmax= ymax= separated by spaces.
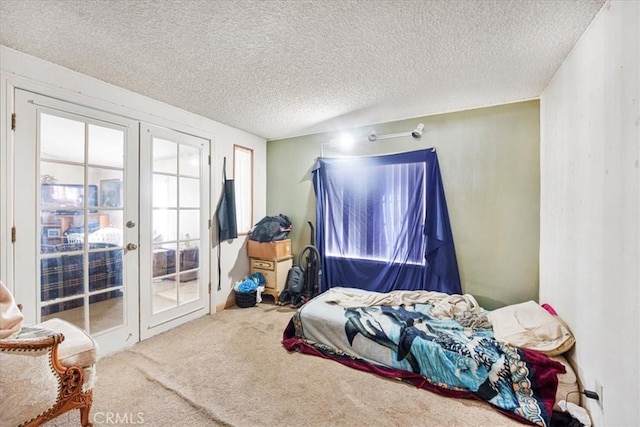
xmin=12 ymin=90 xmax=211 ymax=352
xmin=13 ymin=89 xmax=139 ymax=354
xmin=139 ymin=123 xmax=209 ymax=339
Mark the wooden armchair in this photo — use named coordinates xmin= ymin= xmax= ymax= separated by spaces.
xmin=0 ymin=318 xmax=97 ymax=426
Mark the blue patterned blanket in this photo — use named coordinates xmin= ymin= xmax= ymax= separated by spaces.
xmin=283 ymin=290 xmax=564 ymax=426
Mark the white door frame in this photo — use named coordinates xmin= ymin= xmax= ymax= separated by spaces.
xmin=139 ymin=122 xmax=211 ymax=340
xmin=13 ymin=89 xmax=140 ymax=355
xmin=1 ymin=59 xmax=218 ymax=351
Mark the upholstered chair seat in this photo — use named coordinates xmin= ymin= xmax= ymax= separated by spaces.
xmin=0 ymin=318 xmax=98 ymax=426
xmin=40 ymin=318 xmax=99 ymax=391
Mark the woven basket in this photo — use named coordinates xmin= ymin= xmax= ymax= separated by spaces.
xmin=235 ymin=290 xmax=257 ymax=308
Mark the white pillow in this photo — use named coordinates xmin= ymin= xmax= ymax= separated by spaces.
xmin=88 ymin=227 xmax=123 ymax=246
xmin=489 ymin=300 xmax=575 ymax=356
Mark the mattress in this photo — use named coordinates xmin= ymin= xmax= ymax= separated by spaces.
xmin=283 ymin=288 xmax=567 ymax=427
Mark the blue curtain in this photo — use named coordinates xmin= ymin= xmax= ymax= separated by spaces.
xmin=312 ymin=149 xmax=461 ymax=295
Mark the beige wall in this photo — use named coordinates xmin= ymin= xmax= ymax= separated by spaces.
xmin=540 ymin=1 xmax=639 ymax=426
xmin=267 ymin=100 xmax=540 ymax=309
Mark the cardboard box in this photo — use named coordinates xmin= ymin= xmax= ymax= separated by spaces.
xmin=247 ymin=239 xmax=292 ymax=260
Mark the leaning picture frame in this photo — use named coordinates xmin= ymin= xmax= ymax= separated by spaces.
xmin=100 ymin=179 xmax=123 ymax=208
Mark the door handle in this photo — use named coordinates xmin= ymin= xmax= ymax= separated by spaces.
xmin=126 ymin=220 xmax=136 ymax=228
xmin=126 ymin=243 xmax=138 ymax=251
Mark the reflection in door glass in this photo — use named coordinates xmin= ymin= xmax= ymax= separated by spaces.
xmin=40 ymin=113 xmax=84 ymax=163
xmin=152 ymin=243 xmax=177 ymax=313
xmin=38 ymin=112 xmax=125 ymax=334
xmin=150 ymin=137 xmax=201 ymax=314
xmin=89 ymin=124 xmax=124 ymax=168
xmin=179 ymin=246 xmax=200 ymax=304
xmin=153 ymin=174 xmax=177 ymax=207
xmin=153 ymin=138 xmax=177 ymax=174
xmin=179 ymin=177 xmax=200 ymax=208
xmin=180 ymin=210 xmax=200 ymax=240
xmin=179 ymin=144 xmax=200 ymax=177
xmin=153 ymin=209 xmax=177 ymax=242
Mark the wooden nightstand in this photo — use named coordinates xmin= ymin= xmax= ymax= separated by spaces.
xmin=250 ymin=256 xmax=293 ymax=303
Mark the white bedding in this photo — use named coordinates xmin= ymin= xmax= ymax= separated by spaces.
xmin=489 ymin=300 xmax=575 ymax=356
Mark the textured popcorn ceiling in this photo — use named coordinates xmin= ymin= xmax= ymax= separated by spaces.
xmin=0 ymin=0 xmax=604 ymax=140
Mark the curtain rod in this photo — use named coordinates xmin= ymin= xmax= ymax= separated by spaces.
xmin=321 ymin=123 xmax=425 ymax=155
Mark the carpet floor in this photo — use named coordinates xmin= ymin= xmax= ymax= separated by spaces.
xmin=46 ymin=303 xmax=522 ymax=426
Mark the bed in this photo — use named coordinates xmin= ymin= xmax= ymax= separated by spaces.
xmin=283 ymin=287 xmax=578 ymax=426
xmin=40 ymin=242 xmax=123 ymax=315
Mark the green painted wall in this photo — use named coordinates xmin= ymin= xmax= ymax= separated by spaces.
xmin=266 ymin=100 xmax=539 ymax=309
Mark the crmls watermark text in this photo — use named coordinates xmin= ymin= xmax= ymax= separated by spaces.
xmin=93 ymin=412 xmax=145 ymax=425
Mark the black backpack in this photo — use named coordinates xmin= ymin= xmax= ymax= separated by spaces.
xmin=249 ymin=214 xmax=292 ymax=242
xmin=278 ymin=265 xmax=304 ymax=306
xmin=286 ymin=265 xmax=305 ymax=295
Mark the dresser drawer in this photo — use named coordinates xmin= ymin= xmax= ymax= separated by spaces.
xmin=251 ymin=259 xmax=275 ymax=271
xmin=249 ymin=256 xmax=293 ymax=299
xmin=256 ymin=269 xmax=277 ymax=290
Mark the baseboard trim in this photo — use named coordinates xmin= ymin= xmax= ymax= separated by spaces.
xmin=216 ymin=296 xmax=236 ymax=312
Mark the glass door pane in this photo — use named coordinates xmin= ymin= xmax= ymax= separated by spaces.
xmin=38 ymin=112 xmax=125 ymax=335
xmin=140 ymin=123 xmax=209 ymax=338
xmin=151 ymin=139 xmax=202 ymax=313
xmin=13 ymin=89 xmax=139 ymax=356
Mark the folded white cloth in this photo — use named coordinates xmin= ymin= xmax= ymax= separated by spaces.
xmin=489 ymin=300 xmax=575 ymax=356
xmin=256 ymin=286 xmax=265 ymax=303
xmin=0 ymin=281 xmax=24 ymax=339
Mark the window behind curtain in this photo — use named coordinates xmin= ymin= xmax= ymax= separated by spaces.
xmin=325 ymin=162 xmax=426 ymax=265
xmin=313 ymin=149 xmax=461 ymax=295
xmin=233 ymin=145 xmax=253 ymax=234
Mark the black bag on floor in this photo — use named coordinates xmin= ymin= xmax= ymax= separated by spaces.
xmin=278 ymin=265 xmax=304 ymax=306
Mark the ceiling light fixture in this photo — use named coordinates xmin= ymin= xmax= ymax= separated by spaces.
xmin=323 ymin=123 xmax=425 ymax=155
xmin=328 ymin=132 xmax=355 ymax=148
xmin=411 ymin=123 xmax=425 ymax=139
xmin=365 ymin=123 xmax=425 ymax=142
